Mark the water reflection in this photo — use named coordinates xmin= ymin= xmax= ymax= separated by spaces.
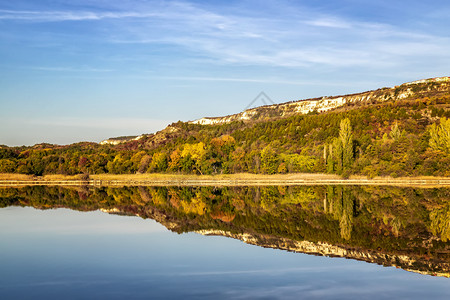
xmin=1 ymin=185 xmax=449 ymax=277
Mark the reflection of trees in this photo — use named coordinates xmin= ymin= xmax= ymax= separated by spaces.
xmin=325 ymin=186 xmax=354 ymax=240
xmin=2 ymin=185 xmax=450 ymax=252
xmin=430 ymin=204 xmax=450 ymax=242
xmin=260 ymin=186 xmax=279 ymax=212
xmin=180 ymin=192 xmax=206 ymax=215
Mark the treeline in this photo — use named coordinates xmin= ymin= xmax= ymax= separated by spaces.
xmin=1 ymin=95 xmax=450 ymax=177
xmin=2 ymin=185 xmax=449 ymax=251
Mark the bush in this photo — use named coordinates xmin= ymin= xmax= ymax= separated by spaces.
xmin=78 ymin=173 xmax=90 ymax=181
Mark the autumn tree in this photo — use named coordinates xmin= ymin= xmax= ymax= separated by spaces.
xmin=0 ymin=159 xmax=16 ymax=173
xmin=181 ymin=142 xmax=207 ymax=174
xmin=261 ymin=145 xmax=278 ymax=174
xmin=429 ymin=117 xmax=450 ymax=153
xmin=325 ymin=118 xmax=354 ymax=175
xmin=149 ymin=152 xmax=168 ymax=173
xmin=339 ymin=118 xmax=353 ymax=170
xmin=389 ymin=122 xmax=402 ymax=141
xmin=168 ymin=149 xmax=182 ymax=172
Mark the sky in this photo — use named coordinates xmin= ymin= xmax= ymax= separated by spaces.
xmin=1 ymin=0 xmax=449 ymax=146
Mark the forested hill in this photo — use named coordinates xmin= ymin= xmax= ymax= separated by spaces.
xmin=188 ymin=76 xmax=450 ymax=125
xmin=1 ymin=77 xmax=450 ymax=177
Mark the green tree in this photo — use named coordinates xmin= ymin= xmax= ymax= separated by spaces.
xmin=389 ymin=122 xmax=402 ymax=141
xmin=149 ymin=152 xmax=168 ymax=173
xmin=429 ymin=117 xmax=450 ymax=153
xmin=0 ymin=159 xmax=17 ymax=173
xmin=339 ymin=118 xmax=353 ymax=170
xmin=261 ymin=145 xmax=278 ymax=174
xmin=327 ymin=118 xmax=354 ymax=175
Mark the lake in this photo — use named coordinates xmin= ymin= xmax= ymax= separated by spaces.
xmin=0 ymin=185 xmax=449 ymax=299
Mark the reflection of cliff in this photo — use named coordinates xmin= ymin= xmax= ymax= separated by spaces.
xmin=1 ymin=185 xmax=450 ymax=277
xmin=195 ymin=229 xmax=450 ymax=278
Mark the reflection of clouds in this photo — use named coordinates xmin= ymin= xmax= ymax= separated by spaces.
xmin=0 ymin=207 xmax=166 ymax=235
xmin=224 ymin=283 xmax=400 ymax=299
xmin=170 ymin=263 xmax=375 ymax=277
xmin=1 ymin=279 xmax=110 ymax=288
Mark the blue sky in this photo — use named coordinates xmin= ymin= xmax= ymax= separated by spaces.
xmin=1 ymin=0 xmax=449 ymax=146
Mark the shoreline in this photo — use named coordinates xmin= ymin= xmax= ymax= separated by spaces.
xmin=1 ymin=173 xmax=450 ymax=187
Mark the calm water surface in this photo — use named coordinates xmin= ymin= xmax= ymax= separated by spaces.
xmin=0 ymin=186 xmax=449 ymax=299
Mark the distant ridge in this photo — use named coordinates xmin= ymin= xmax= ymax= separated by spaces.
xmin=100 ymin=76 xmax=450 ymax=143
xmin=189 ymin=76 xmax=450 ymax=125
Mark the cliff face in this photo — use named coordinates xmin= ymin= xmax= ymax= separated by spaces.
xmin=99 ymin=76 xmax=449 ymax=146
xmin=189 ymin=77 xmax=450 ymax=125
xmin=100 ymin=135 xmax=145 ymax=145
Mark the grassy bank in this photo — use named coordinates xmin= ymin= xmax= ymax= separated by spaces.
xmin=1 ymin=172 xmax=450 ymax=187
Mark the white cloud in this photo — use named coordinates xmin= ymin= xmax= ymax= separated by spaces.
xmin=2 ymin=1 xmax=450 ymax=78
xmin=29 ymin=66 xmax=113 ymax=72
xmin=103 ymin=3 xmax=450 ymax=70
xmin=151 ymin=76 xmax=341 ymax=86
xmin=304 ymin=17 xmax=352 ymax=29
xmin=0 ymin=9 xmax=159 ymax=21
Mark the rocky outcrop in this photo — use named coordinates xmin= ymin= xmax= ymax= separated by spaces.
xmin=100 ymin=135 xmax=145 ymax=145
xmin=189 ymin=77 xmax=450 ymax=125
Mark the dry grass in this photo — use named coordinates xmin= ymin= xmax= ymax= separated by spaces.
xmin=0 ymin=173 xmax=35 ymax=180
xmin=0 ymin=173 xmax=88 ymax=181
xmin=90 ymin=172 xmax=343 ymax=181
xmin=43 ymin=174 xmax=85 ymax=181
xmin=1 ymin=173 xmax=450 ymax=188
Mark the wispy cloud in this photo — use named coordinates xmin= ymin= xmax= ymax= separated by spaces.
xmin=0 ymin=9 xmax=159 ymax=21
xmin=304 ymin=17 xmax=352 ymax=29
xmin=149 ymin=76 xmax=364 ymax=86
xmin=28 ymin=66 xmax=113 ymax=72
xmin=2 ymin=1 xmax=449 ymax=71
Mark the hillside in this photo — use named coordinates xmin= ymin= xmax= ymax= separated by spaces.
xmin=100 ymin=77 xmax=450 ymax=144
xmin=1 ymin=76 xmax=450 ymax=177
xmin=189 ymin=77 xmax=450 ymax=125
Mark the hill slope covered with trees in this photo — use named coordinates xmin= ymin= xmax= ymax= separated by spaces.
xmin=1 ymin=77 xmax=450 ymax=178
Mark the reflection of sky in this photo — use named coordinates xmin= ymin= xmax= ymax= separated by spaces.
xmin=0 ymin=207 xmax=449 ymax=299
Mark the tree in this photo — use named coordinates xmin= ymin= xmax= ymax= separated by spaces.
xmin=181 ymin=142 xmax=207 ymax=174
xmin=429 ymin=117 xmax=450 ymax=153
xmin=149 ymin=152 xmax=168 ymax=173
xmin=261 ymin=145 xmax=278 ymax=174
xmin=168 ymin=149 xmax=182 ymax=172
xmin=0 ymin=159 xmax=16 ymax=173
xmin=280 ymin=153 xmax=317 ymax=173
xmin=323 ymin=118 xmax=354 ymax=175
xmin=326 ymin=144 xmax=334 ymax=173
xmin=389 ymin=122 xmax=402 ymax=141
xmin=138 ymin=155 xmax=151 ymax=173
xmin=339 ymin=118 xmax=353 ymax=170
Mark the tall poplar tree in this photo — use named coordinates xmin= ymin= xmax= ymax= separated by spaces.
xmin=339 ymin=118 xmax=353 ymax=170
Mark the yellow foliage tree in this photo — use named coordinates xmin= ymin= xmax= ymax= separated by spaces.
xmin=181 ymin=142 xmax=207 ymax=174
xmin=180 ymin=192 xmax=206 ymax=215
xmin=429 ymin=117 xmax=450 ymax=153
